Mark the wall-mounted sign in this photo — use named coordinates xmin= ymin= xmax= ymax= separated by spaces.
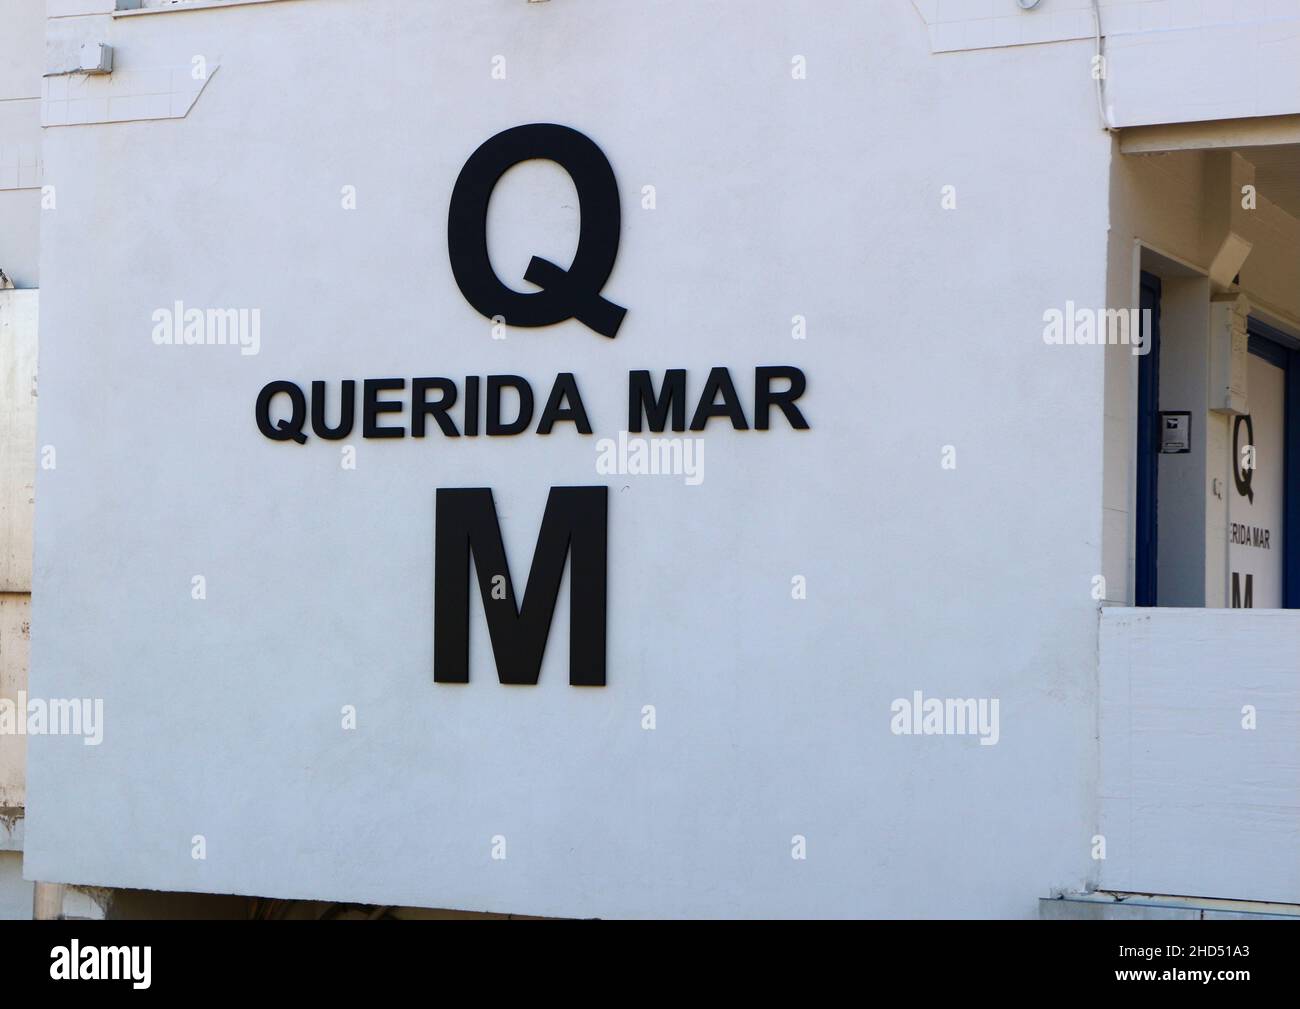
xmin=250 ymin=124 xmax=812 ymax=686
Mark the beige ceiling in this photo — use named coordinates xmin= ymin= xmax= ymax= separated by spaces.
xmin=1239 ymin=144 xmax=1300 ymax=219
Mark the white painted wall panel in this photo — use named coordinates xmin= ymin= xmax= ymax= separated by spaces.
xmin=1107 ymin=20 xmax=1300 ymax=128
xmin=25 ymin=0 xmax=1110 ymax=917
xmin=1099 ymin=607 xmax=1300 ymax=902
xmin=911 ymin=0 xmax=1300 ymax=128
xmin=0 ymin=291 xmax=37 ymax=593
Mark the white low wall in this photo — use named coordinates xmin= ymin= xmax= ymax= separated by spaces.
xmin=1099 ymin=607 xmax=1300 ymax=903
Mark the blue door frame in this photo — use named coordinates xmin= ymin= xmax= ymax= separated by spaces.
xmin=1246 ymin=318 xmax=1300 ymax=609
xmin=1135 ymin=273 xmax=1161 ymax=606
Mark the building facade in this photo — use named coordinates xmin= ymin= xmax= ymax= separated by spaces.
xmin=0 ymin=0 xmax=1298 ymax=918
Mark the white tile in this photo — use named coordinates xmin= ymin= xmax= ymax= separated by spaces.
xmin=168 ymin=91 xmax=194 ymax=117
xmin=962 ymin=16 xmax=995 ymax=50
xmin=40 ymin=101 xmax=68 ymax=127
xmin=1140 ymin=0 xmax=1174 ymax=30
xmin=1052 ymin=9 xmax=1096 ymax=39
xmin=1169 ymin=0 xmax=1206 ymax=28
xmin=65 ymin=97 xmax=108 ymax=124
xmin=1104 ymin=3 xmax=1145 ymax=32
xmin=912 ymin=0 xmax=940 ymax=24
xmin=932 ymin=20 xmax=966 ymax=51
xmin=989 ymin=15 xmax=1023 ymax=47
xmin=1233 ymin=0 xmax=1269 ymax=22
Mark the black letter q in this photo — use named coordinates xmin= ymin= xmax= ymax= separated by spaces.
xmin=448 ymin=124 xmax=626 ymax=338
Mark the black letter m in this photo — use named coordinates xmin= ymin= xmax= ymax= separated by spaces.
xmin=435 ymin=486 xmax=607 ymax=685
xmin=1232 ymin=571 xmax=1254 ymax=609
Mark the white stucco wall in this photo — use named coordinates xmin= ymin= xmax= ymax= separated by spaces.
xmin=25 ymin=0 xmax=1112 ymax=917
